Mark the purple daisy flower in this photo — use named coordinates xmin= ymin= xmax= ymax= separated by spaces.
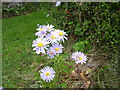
xmin=35 ymin=30 xmax=47 ymax=37
xmin=72 ymin=51 xmax=87 ymax=64
xmin=47 ymin=49 xmax=56 ymax=59
xmin=55 ymin=1 xmax=61 ymax=6
xmin=46 ymin=32 xmax=60 ymax=44
xmin=32 ymin=38 xmax=50 ymax=54
xmin=0 ymin=87 xmax=3 ymax=90
xmin=52 ymin=29 xmax=68 ymax=42
xmin=36 ymin=25 xmax=47 ymax=31
xmin=71 ymin=51 xmax=80 ymax=61
xmin=40 ymin=66 xmax=55 ymax=82
xmin=46 ymin=24 xmax=54 ymax=32
xmin=50 ymin=43 xmax=63 ymax=54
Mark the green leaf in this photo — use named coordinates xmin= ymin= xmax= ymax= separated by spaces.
xmin=76 ymin=23 xmax=80 ymax=27
xmin=73 ymin=41 xmax=85 ymax=51
xmin=100 ymin=65 xmax=110 ymax=72
xmin=68 ymin=21 xmax=73 ymax=25
xmin=83 ymin=20 xmax=90 ymax=26
xmin=75 ymin=27 xmax=82 ymax=32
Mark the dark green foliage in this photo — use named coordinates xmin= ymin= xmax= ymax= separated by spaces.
xmin=73 ymin=40 xmax=91 ymax=52
xmin=46 ymin=2 xmax=119 ymax=53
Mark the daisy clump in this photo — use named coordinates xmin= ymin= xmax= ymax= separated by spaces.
xmin=40 ymin=66 xmax=55 ymax=82
xmin=32 ymin=24 xmax=67 ymax=59
xmin=71 ymin=51 xmax=87 ymax=64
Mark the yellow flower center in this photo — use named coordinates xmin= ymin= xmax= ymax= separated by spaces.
xmin=76 ymin=55 xmax=79 ymax=58
xmin=51 ymin=36 xmax=55 ymax=39
xmin=79 ymin=57 xmax=83 ymax=60
xmin=48 ymin=27 xmax=50 ymax=30
xmin=42 ymin=34 xmax=46 ymax=35
xmin=39 ymin=29 xmax=43 ymax=31
xmin=50 ymin=51 xmax=53 ymax=54
xmin=37 ymin=43 xmax=43 ymax=47
xmin=59 ymin=32 xmax=63 ymax=36
xmin=46 ymin=72 xmax=50 ymax=76
xmin=55 ymin=48 xmax=59 ymax=51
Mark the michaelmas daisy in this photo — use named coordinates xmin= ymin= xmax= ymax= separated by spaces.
xmin=55 ymin=1 xmax=61 ymax=6
xmin=35 ymin=25 xmax=47 ymax=37
xmin=32 ymin=38 xmax=50 ymax=54
xmin=47 ymin=49 xmax=56 ymax=59
xmin=46 ymin=32 xmax=59 ymax=44
xmin=40 ymin=66 xmax=55 ymax=82
xmin=71 ymin=51 xmax=80 ymax=61
xmin=53 ymin=29 xmax=67 ymax=42
xmin=46 ymin=24 xmax=54 ymax=32
xmin=72 ymin=51 xmax=87 ymax=64
xmin=35 ymin=30 xmax=47 ymax=37
xmin=50 ymin=43 xmax=63 ymax=54
xmin=36 ymin=25 xmax=47 ymax=32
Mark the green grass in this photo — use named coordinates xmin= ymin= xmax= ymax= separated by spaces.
xmin=2 ymin=10 xmax=53 ymax=88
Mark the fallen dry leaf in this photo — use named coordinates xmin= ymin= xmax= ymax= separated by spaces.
xmin=79 ymin=70 xmax=90 ymax=88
